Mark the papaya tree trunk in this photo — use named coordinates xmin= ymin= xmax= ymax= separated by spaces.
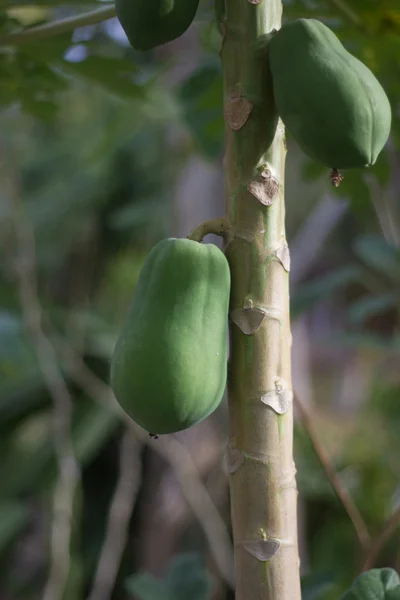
xmin=220 ymin=1 xmax=301 ymax=598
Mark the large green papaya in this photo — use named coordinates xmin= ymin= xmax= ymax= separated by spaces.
xmin=110 ymin=238 xmax=230 ymax=434
xmin=268 ymin=19 xmax=391 ymax=169
xmin=116 ymin=0 xmax=200 ymax=51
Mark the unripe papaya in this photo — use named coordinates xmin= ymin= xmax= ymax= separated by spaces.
xmin=116 ymin=0 xmax=200 ymax=51
xmin=110 ymin=238 xmax=230 ymax=434
xmin=268 ymin=19 xmax=391 ymax=169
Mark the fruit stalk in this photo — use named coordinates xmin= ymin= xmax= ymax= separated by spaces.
xmin=220 ymin=1 xmax=301 ymax=599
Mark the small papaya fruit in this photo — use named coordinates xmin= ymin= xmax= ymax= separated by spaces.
xmin=110 ymin=238 xmax=230 ymax=434
xmin=268 ymin=19 xmax=391 ymax=169
xmin=116 ymin=0 xmax=200 ymax=51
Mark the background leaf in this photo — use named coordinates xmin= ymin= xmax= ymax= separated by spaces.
xmin=340 ymin=569 xmax=400 ymax=600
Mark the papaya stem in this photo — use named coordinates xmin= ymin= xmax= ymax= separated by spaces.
xmin=0 ymin=5 xmax=115 ymax=46
xmin=187 ymin=217 xmax=231 ymax=243
xmin=221 ymin=1 xmax=301 ymax=599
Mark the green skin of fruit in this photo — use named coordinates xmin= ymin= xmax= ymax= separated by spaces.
xmin=110 ymin=238 xmax=231 ymax=435
xmin=116 ymin=0 xmax=200 ymax=51
xmin=268 ymin=19 xmax=392 ymax=169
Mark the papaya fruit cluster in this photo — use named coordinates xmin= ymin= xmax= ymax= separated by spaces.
xmin=110 ymin=238 xmax=231 ymax=435
xmin=116 ymin=6 xmax=391 ymax=171
xmin=268 ymin=19 xmax=391 ymax=171
xmin=111 ymin=16 xmax=391 ymax=435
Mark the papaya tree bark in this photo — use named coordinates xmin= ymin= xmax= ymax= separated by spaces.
xmin=219 ymin=1 xmax=301 ymax=598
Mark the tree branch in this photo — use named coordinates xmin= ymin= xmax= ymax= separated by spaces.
xmin=157 ymin=433 xmax=234 ymax=588
xmin=294 ymin=393 xmax=371 ymax=552
xmin=325 ymin=0 xmax=365 ymax=30
xmin=53 ymin=335 xmax=235 ymax=588
xmin=0 ymin=5 xmax=115 ymax=46
xmin=87 ymin=429 xmax=142 ymax=600
xmin=4 ymin=152 xmax=80 ymax=600
xmin=362 ymin=505 xmax=400 ymax=571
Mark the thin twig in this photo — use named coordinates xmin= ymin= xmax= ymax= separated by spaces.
xmin=325 ymin=0 xmax=365 ymax=30
xmin=366 ymin=138 xmax=400 ymax=248
xmin=87 ymin=429 xmax=142 ymax=600
xmin=362 ymin=505 xmax=400 ymax=571
xmin=4 ymin=155 xmax=80 ymax=600
xmin=294 ymin=393 xmax=371 ymax=552
xmin=0 ymin=5 xmax=115 ymax=46
xmin=53 ymin=335 xmax=235 ymax=588
xmin=157 ymin=434 xmax=234 ymax=587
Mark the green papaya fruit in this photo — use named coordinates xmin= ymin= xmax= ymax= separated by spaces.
xmin=268 ymin=19 xmax=391 ymax=169
xmin=116 ymin=0 xmax=200 ymax=51
xmin=110 ymin=238 xmax=230 ymax=434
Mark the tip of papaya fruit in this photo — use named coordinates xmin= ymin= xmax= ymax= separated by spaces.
xmin=330 ymin=168 xmax=344 ymax=187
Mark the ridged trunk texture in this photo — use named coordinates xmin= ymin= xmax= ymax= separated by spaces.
xmin=220 ymin=1 xmax=301 ymax=599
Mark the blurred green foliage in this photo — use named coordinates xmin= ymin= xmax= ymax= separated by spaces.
xmin=0 ymin=0 xmax=399 ymax=599
xmin=340 ymin=568 xmax=400 ymax=600
xmin=125 ymin=553 xmax=213 ymax=600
